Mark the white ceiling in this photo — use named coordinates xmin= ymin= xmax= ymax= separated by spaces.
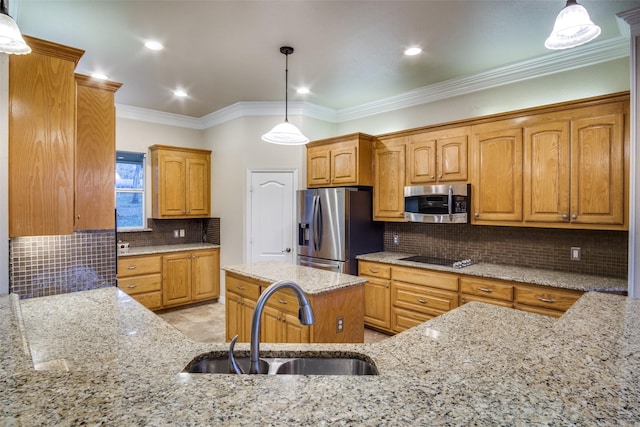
xmin=14 ymin=0 xmax=640 ymax=119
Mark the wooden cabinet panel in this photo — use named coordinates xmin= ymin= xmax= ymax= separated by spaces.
xmin=9 ymin=37 xmax=83 ymax=237
xmin=407 ymin=137 xmax=437 ymax=184
xmin=128 ymin=292 xmax=163 ymax=310
xmin=439 ymin=135 xmax=468 ymax=182
xmin=459 ymin=277 xmax=513 ymax=302
xmin=393 ymin=266 xmax=459 ymax=292
xmin=471 ymin=122 xmax=523 ymax=223
xmin=407 ymin=127 xmax=469 ymax=185
xmin=306 ymin=133 xmax=373 ymax=188
xmin=117 ymin=255 xmax=162 ymax=277
xmin=150 ymin=145 xmax=211 ymax=218
xmin=117 ymin=254 xmax=162 ymax=311
xmin=570 ymin=112 xmax=625 ymax=226
xmin=118 ymin=274 xmax=161 ymax=295
xmin=392 ymin=281 xmax=458 ymax=316
xmin=162 ymin=253 xmax=192 ymax=306
xmin=262 ymin=306 xmax=310 ymax=344
xmin=514 ymin=284 xmax=582 ymax=312
xmin=374 ymin=138 xmax=406 ymax=221
xmin=331 ymin=143 xmax=358 ymax=185
xmin=191 ymin=249 xmax=220 ymax=301
xmin=226 ymin=274 xmax=261 ymax=299
xmin=391 ymin=307 xmax=434 ymax=333
xmin=307 ymin=146 xmax=331 ymax=186
xmin=523 ymin=121 xmax=571 ymax=223
xmin=363 ymin=276 xmax=391 ymax=330
xmin=226 ymin=292 xmax=256 ymax=342
xmin=359 ymin=260 xmax=391 ymax=279
xmin=74 ymin=75 xmax=121 ymax=230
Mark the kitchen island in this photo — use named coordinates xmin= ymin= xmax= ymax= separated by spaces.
xmin=2 ymin=287 xmax=639 ymax=425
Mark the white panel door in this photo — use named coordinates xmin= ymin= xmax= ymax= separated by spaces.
xmin=249 ymin=171 xmax=295 ymax=264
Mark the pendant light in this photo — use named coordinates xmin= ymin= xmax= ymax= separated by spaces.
xmin=261 ymin=46 xmax=309 ymax=145
xmin=545 ymin=0 xmax=601 ymax=50
xmin=0 ymin=0 xmax=31 ymax=55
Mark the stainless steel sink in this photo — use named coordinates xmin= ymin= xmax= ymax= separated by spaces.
xmin=183 ymin=353 xmax=378 ymax=376
xmin=275 ymin=357 xmax=378 ymax=375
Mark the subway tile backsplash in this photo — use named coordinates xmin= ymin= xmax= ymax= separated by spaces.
xmin=9 ymin=230 xmax=117 ymax=299
xmin=384 ymin=223 xmax=628 ymax=278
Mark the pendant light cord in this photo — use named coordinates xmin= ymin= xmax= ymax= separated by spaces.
xmin=1 ymin=0 xmax=9 ymax=16
xmin=284 ymin=51 xmax=289 ymax=123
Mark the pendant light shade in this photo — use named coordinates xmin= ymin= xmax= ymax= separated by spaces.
xmin=545 ymin=0 xmax=601 ymax=50
xmin=261 ymin=46 xmax=309 ymax=146
xmin=0 ymin=0 xmax=31 ymax=55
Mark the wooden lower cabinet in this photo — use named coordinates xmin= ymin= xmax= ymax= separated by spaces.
xmin=117 ymin=254 xmax=163 ymax=310
xmin=359 ymin=260 xmax=585 ymax=334
xmin=224 ymin=271 xmax=364 ymax=343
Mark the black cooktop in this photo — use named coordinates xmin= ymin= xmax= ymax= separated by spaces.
xmin=399 ymin=255 xmax=458 ymax=267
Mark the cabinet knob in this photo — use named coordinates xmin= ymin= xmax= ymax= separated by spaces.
xmin=561 ymin=214 xmax=568 ymax=220
xmin=478 ymin=287 xmax=493 ymax=293
xmin=127 ymin=266 xmax=136 ymax=270
xmin=277 ymin=298 xmax=288 ymax=305
xmin=417 ymin=298 xmax=428 ymax=304
xmin=474 ymin=212 xmax=479 ymax=218
xmin=431 ymin=175 xmax=435 ymax=179
xmin=236 ymin=285 xmax=245 ymax=291
xmin=537 ymin=297 xmax=556 ymax=304
xmin=369 ymin=269 xmax=379 ymax=273
xmin=572 ymin=214 xmax=577 ymax=220
xmin=127 ymin=285 xmax=137 ymax=289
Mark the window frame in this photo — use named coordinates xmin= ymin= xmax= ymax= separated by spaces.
xmin=115 ymin=151 xmax=146 ymax=231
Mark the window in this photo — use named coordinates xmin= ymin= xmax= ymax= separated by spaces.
xmin=115 ymin=151 xmax=145 ymax=229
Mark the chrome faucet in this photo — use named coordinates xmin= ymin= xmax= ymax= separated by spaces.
xmin=228 ymin=280 xmax=315 ymax=374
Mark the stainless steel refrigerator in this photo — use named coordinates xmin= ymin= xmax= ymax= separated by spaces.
xmin=297 ymin=187 xmax=383 ymax=273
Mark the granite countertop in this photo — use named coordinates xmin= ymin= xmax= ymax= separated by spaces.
xmin=223 ymin=262 xmax=367 ymax=295
xmin=2 ymin=287 xmax=639 ymax=424
xmin=118 ymin=242 xmax=220 ymax=257
xmin=357 ymin=251 xmax=628 ymax=293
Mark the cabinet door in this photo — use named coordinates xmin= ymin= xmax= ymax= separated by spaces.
xmin=241 ymin=298 xmax=257 ymax=343
xmin=523 ymin=121 xmax=570 ymax=223
xmin=186 ymin=155 xmax=210 ymax=216
xmin=158 ymin=152 xmax=187 ymax=216
xmin=363 ymin=277 xmax=391 ymax=330
xmin=191 ymin=249 xmax=219 ymax=301
xmin=438 ymin=135 xmax=468 ymax=182
xmin=374 ymin=140 xmax=406 ymax=221
xmin=330 ymin=144 xmax=358 ymax=185
xmin=407 ymin=136 xmax=437 ymax=184
xmin=471 ymin=124 xmax=523 ymax=223
xmin=307 ymin=146 xmax=331 ymax=187
xmin=9 ymin=40 xmax=79 ymax=237
xmin=162 ymin=253 xmax=192 ymax=306
xmin=282 ymin=312 xmax=310 ymax=343
xmin=261 ymin=305 xmax=281 ymax=343
xmin=570 ymin=112 xmax=624 ymax=225
xmin=75 ymin=77 xmax=120 ymax=230
xmin=225 ymin=292 xmax=242 ymax=341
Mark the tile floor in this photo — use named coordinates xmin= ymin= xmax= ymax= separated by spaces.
xmin=157 ymin=301 xmax=389 ymax=344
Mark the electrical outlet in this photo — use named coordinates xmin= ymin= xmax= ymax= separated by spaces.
xmin=336 ymin=316 xmax=344 ymax=333
xmin=173 ymin=230 xmax=179 ymax=238
xmin=392 ymin=234 xmax=400 ymax=245
xmin=571 ymin=247 xmax=581 ymax=261
xmin=179 ymin=229 xmax=185 ymax=237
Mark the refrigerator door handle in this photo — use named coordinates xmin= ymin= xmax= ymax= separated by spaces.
xmin=316 ymin=195 xmax=323 ymax=251
xmin=311 ymin=195 xmax=319 ymax=252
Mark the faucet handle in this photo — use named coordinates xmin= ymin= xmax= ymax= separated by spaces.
xmin=228 ymin=335 xmax=245 ymax=374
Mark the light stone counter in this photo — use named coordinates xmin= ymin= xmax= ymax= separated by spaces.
xmin=358 ymin=251 xmax=627 ymax=293
xmin=223 ymin=262 xmax=367 ymax=295
xmin=117 ymin=243 xmax=220 ymax=257
xmin=2 ymin=287 xmax=639 ymax=425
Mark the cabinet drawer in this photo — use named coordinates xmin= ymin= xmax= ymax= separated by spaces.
xmin=392 ymin=266 xmax=459 ymax=291
xmin=117 ymin=255 xmax=162 ymax=277
xmin=514 ymin=284 xmax=582 ymax=312
xmin=460 ymin=293 xmax=514 ymax=308
xmin=118 ymin=274 xmax=161 ymax=295
xmin=226 ymin=275 xmax=261 ymax=299
xmin=391 ymin=307 xmax=434 ymax=333
xmin=359 ymin=261 xmax=391 ymax=279
xmin=392 ymin=281 xmax=458 ymax=316
xmin=460 ymin=277 xmax=514 ymax=302
xmin=129 ymin=291 xmax=162 ymax=310
xmin=265 ymin=288 xmax=301 ymax=315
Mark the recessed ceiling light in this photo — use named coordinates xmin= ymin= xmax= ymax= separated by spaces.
xmin=404 ymin=47 xmax=422 ymax=56
xmin=91 ymin=72 xmax=109 ymax=80
xmin=144 ymin=40 xmax=164 ymax=51
xmin=297 ymin=87 xmax=310 ymax=95
xmin=173 ymin=89 xmax=188 ymax=97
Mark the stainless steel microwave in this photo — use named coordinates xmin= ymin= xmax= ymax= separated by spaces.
xmin=404 ymin=184 xmax=470 ymax=223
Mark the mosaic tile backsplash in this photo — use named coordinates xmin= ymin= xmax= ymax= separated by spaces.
xmin=116 ymin=218 xmax=220 ymax=247
xmin=10 ymin=230 xmax=117 ymax=299
xmin=384 ymin=223 xmax=628 ymax=278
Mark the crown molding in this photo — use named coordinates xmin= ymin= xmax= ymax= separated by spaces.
xmin=116 ymin=36 xmax=630 ymax=129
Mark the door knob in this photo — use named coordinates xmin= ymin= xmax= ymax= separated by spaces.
xmin=282 ymin=248 xmax=291 ymax=253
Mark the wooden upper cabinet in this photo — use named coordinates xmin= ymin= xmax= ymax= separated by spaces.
xmin=523 ymin=120 xmax=571 ymax=223
xmin=471 ymin=121 xmax=523 ymax=223
xmin=570 ymin=109 xmax=625 ymax=226
xmin=75 ymin=74 xmax=122 ymax=230
xmin=373 ymin=137 xmax=406 ymax=221
xmin=9 ymin=36 xmax=84 ymax=237
xmin=407 ymin=127 xmax=468 ymax=184
xmin=150 ymin=145 xmax=211 ymax=218
xmin=306 ymin=133 xmax=373 ymax=187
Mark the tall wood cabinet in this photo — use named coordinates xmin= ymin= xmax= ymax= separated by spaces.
xmin=75 ymin=74 xmax=122 ymax=230
xmin=9 ymin=36 xmax=84 ymax=236
xmin=150 ymin=145 xmax=211 ymax=218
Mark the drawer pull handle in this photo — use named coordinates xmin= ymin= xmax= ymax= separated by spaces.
xmin=417 ymin=298 xmax=428 ymax=304
xmin=369 ymin=269 xmax=379 ymax=273
xmin=127 ymin=285 xmax=137 ymax=289
xmin=538 ymin=297 xmax=556 ymax=303
xmin=277 ymin=298 xmax=288 ymax=305
xmin=127 ymin=266 xmax=136 ymax=270
xmin=236 ymin=285 xmax=246 ymax=291
xmin=478 ymin=287 xmax=493 ymax=293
